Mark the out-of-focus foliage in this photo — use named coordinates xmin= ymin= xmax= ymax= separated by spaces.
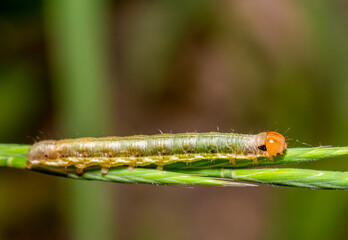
xmin=0 ymin=1 xmax=52 ymax=143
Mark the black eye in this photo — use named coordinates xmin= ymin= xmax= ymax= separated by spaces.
xmin=258 ymin=145 xmax=267 ymax=151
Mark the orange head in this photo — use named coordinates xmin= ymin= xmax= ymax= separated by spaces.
xmin=265 ymin=131 xmax=287 ymax=156
xmin=256 ymin=131 xmax=287 ymax=156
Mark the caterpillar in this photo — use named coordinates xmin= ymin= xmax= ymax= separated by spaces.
xmin=26 ymin=131 xmax=287 ymax=174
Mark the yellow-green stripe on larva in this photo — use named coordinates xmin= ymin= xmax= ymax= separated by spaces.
xmin=26 ymin=132 xmax=287 ymax=174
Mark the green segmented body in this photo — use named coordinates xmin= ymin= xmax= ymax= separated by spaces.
xmin=26 ymin=132 xmax=270 ymax=173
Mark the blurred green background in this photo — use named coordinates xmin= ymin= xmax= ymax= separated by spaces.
xmin=1 ymin=0 xmax=348 ymax=239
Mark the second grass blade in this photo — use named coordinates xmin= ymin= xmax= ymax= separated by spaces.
xmin=181 ymin=168 xmax=348 ymax=190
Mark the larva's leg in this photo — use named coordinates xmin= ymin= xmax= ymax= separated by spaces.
xmin=230 ymin=159 xmax=236 ymax=167
xmin=75 ymin=163 xmax=85 ymax=175
xmin=127 ymin=166 xmax=134 ymax=171
xmin=26 ymin=162 xmax=32 ymax=170
xmin=101 ymin=167 xmax=109 ymax=175
xmin=252 ymin=158 xmax=259 ymax=165
xmin=156 ymin=165 xmax=163 ymax=171
xmin=76 ymin=167 xmax=84 ymax=175
xmin=268 ymin=156 xmax=275 ymax=162
xmin=101 ymin=162 xmax=111 ymax=175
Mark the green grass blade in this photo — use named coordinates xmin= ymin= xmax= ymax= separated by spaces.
xmin=74 ymin=167 xmax=253 ymax=186
xmin=0 ymin=144 xmax=30 ymax=169
xmin=31 ymin=167 xmax=253 ymax=187
xmin=181 ymin=168 xmax=348 ymax=190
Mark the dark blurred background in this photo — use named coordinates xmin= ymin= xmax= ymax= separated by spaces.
xmin=1 ymin=0 xmax=348 ymax=239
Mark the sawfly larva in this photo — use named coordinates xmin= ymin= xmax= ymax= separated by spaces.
xmin=26 ymin=131 xmax=287 ymax=174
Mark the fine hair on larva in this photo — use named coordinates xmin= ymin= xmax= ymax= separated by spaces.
xmin=26 ymin=131 xmax=287 ymax=174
